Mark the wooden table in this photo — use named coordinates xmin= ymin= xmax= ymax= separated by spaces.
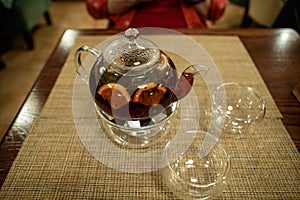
xmin=0 ymin=28 xmax=299 ymax=187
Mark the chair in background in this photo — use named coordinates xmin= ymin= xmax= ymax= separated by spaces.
xmin=0 ymin=0 xmax=52 ymax=50
xmin=229 ymin=0 xmax=250 ymax=27
xmin=0 ymin=0 xmax=52 ymax=68
xmin=230 ymin=0 xmax=300 ymax=32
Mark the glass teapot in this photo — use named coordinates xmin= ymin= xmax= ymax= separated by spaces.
xmin=74 ymin=28 xmax=207 ymax=148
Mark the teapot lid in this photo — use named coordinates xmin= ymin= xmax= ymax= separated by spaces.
xmin=103 ymin=28 xmax=160 ymax=74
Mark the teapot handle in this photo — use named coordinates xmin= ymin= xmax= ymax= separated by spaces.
xmin=74 ymin=45 xmax=101 ymax=84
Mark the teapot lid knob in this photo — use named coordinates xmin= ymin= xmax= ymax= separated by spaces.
xmin=125 ymin=28 xmax=139 ymax=43
xmin=102 ymin=28 xmax=161 ymax=74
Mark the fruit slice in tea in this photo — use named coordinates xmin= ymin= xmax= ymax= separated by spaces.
xmin=97 ymin=83 xmax=131 ymax=109
xmin=133 ymin=83 xmax=167 ymax=106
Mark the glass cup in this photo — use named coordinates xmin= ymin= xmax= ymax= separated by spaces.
xmin=212 ymin=82 xmax=266 ymax=134
xmin=161 ymin=136 xmax=231 ymax=200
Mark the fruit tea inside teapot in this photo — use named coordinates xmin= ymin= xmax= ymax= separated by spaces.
xmin=75 ymin=28 xmax=207 ymax=148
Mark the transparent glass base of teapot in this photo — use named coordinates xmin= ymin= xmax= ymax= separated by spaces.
xmin=95 ymin=102 xmax=178 ymax=148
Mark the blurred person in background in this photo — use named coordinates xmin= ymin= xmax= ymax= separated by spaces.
xmin=84 ymin=0 xmax=228 ymax=29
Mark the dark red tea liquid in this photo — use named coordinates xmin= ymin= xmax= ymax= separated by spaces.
xmin=92 ymin=52 xmax=195 ymax=121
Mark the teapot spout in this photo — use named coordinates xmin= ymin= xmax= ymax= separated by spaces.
xmin=173 ymin=64 xmax=209 ymax=101
xmin=183 ymin=64 xmax=209 ymax=76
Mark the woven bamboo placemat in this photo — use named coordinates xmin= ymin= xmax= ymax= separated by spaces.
xmin=1 ymin=118 xmax=299 ymax=199
xmin=1 ymin=35 xmax=299 ymax=199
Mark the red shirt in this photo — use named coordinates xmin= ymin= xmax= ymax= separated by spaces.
xmin=85 ymin=0 xmax=228 ymax=30
xmin=130 ymin=0 xmax=186 ymax=28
